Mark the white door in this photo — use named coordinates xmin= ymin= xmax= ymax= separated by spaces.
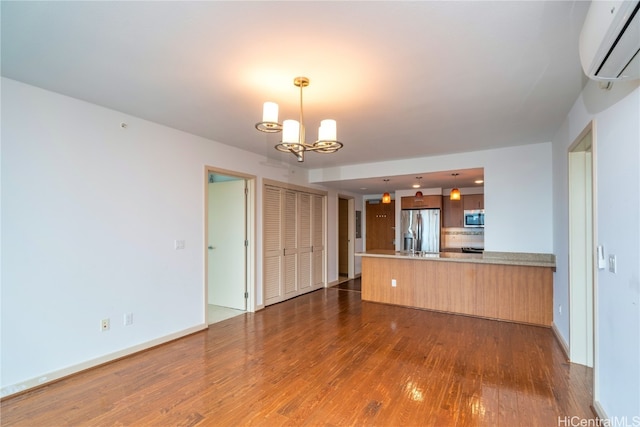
xmin=312 ymin=194 xmax=325 ymax=287
xmin=298 ymin=192 xmax=312 ymax=291
xmin=208 ymin=179 xmax=246 ymax=310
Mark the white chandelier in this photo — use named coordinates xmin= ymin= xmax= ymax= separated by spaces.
xmin=255 ymin=76 xmax=343 ymax=162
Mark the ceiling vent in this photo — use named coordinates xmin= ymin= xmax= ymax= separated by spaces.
xmin=579 ymin=0 xmax=640 ymax=81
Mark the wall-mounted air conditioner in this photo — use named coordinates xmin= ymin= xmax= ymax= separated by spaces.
xmin=579 ymin=0 xmax=640 ymax=81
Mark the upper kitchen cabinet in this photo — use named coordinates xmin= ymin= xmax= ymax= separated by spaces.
xmin=442 ymin=197 xmax=463 ymax=227
xmin=401 ymin=195 xmax=442 ymax=209
xmin=463 ymin=194 xmax=484 ymax=210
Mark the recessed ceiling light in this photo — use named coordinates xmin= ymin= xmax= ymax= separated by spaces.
xmin=475 ymin=179 xmax=484 ymax=184
xmin=360 ymin=187 xmax=368 ymax=190
xmin=412 ymin=184 xmax=421 ymax=188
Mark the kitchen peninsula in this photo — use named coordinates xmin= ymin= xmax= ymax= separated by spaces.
xmin=357 ymin=250 xmax=555 ymax=327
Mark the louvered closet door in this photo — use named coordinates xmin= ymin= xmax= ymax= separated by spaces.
xmin=312 ymin=194 xmax=325 ymax=287
xmin=283 ymin=190 xmax=298 ymax=296
xmin=264 ymin=186 xmax=283 ymax=303
xmin=298 ymin=192 xmax=313 ymax=291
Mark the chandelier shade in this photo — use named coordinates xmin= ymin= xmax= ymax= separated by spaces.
xmin=282 ymin=120 xmax=300 ymax=144
xmin=255 ymin=77 xmax=342 ymax=162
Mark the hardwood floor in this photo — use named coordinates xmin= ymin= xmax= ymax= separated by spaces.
xmin=2 ymin=283 xmax=593 ymax=426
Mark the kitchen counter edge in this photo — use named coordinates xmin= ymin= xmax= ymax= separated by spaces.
xmin=356 ymin=250 xmax=556 ymax=268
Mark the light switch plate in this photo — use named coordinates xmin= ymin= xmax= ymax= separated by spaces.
xmin=597 ymin=245 xmax=606 ymax=269
xmin=608 ymin=255 xmax=617 ymax=273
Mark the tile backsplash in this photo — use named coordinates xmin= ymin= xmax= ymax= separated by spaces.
xmin=442 ymin=228 xmax=484 ymax=248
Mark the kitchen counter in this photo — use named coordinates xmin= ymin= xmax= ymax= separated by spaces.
xmin=358 ymin=250 xmax=555 ymax=327
xmin=357 ymin=250 xmax=556 ymax=269
xmin=356 ymin=250 xmax=556 ymax=270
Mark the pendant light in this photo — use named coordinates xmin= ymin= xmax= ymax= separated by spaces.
xmin=450 ymin=173 xmax=461 ymax=201
xmin=414 ymin=176 xmax=423 ymax=199
xmin=382 ymin=179 xmax=391 ymax=203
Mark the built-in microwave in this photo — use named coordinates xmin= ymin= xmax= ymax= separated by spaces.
xmin=464 ymin=210 xmax=485 ymax=228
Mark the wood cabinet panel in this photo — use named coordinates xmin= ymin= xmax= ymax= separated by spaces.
xmin=443 ymin=262 xmax=478 ymax=316
xmin=473 ymin=264 xmax=501 ymax=319
xmin=413 ymin=258 xmax=439 ymax=310
xmin=401 ymin=195 xmax=442 ymax=209
xmin=491 ymin=265 xmax=552 ymax=326
xmin=362 ymin=257 xmax=415 ymax=307
xmin=463 ymin=194 xmax=484 ymax=210
xmin=442 ymin=197 xmax=463 ymax=227
xmin=361 ymin=257 xmax=553 ymax=327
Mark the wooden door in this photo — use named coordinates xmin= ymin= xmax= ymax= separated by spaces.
xmin=366 ymin=200 xmax=395 ymax=250
xmin=338 ymin=198 xmax=349 ymax=275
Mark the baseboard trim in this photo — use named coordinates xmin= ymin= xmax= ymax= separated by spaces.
xmin=552 ymin=321 xmax=570 ymax=360
xmin=1 ymin=323 xmax=208 ymax=399
xmin=592 ymin=400 xmax=607 ymax=420
xmin=330 ymin=273 xmax=361 ymax=288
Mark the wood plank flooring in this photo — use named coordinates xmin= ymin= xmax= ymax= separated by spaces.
xmin=1 ymin=281 xmax=593 ymax=426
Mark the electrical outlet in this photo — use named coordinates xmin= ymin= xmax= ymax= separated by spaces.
xmin=391 ymin=279 xmax=397 ymax=287
xmin=174 ymin=240 xmax=185 ymax=250
xmin=101 ymin=318 xmax=110 ymax=332
xmin=124 ymin=312 xmax=133 ymax=326
xmin=608 ymin=255 xmax=617 ymax=273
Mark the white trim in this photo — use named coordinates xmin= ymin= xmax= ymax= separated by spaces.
xmin=552 ymin=321 xmax=570 ymax=360
xmin=592 ymin=400 xmax=608 ymax=421
xmin=568 ymin=123 xmax=596 ymax=369
xmin=1 ymin=324 xmax=207 ymax=398
xmin=327 ymin=279 xmax=340 ymax=288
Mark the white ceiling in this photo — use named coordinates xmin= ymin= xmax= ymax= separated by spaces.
xmin=1 ymin=1 xmax=590 ymax=193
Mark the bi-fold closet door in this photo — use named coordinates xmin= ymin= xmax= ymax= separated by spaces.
xmin=264 ymin=184 xmax=325 ymax=306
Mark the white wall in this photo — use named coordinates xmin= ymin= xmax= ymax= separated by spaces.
xmin=310 ymin=142 xmax=554 ymax=254
xmin=552 ymin=79 xmax=640 ymax=419
xmin=0 ymin=78 xmax=330 ymax=396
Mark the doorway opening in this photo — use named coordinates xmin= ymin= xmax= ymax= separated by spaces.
xmin=568 ymin=122 xmax=596 ymax=369
xmin=338 ymin=196 xmax=355 ymax=283
xmin=205 ymin=167 xmax=256 ymax=324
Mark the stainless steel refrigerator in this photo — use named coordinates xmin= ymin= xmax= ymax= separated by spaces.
xmin=401 ymin=209 xmax=440 ymax=253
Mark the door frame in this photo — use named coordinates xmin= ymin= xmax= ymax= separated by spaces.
xmin=338 ymin=195 xmax=356 ymax=280
xmin=204 ymin=166 xmax=257 ymax=319
xmin=567 ymin=121 xmax=597 ymax=394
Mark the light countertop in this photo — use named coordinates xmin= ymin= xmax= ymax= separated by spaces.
xmin=356 ymin=250 xmax=556 ymax=268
